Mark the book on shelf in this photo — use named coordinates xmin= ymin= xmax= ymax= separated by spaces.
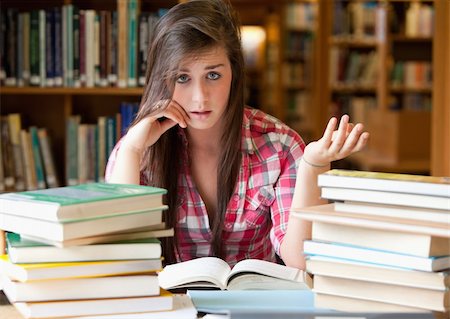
xmin=0 ymin=254 xmax=162 ymax=282
xmin=1 ymin=273 xmax=160 ymax=302
xmin=306 ymin=255 xmax=449 ymax=291
xmin=0 ymin=182 xmax=167 ymax=222
xmin=318 ymin=169 xmax=450 ymax=197
xmin=13 ymin=289 xmax=173 ymax=319
xmin=5 ymin=232 xmax=162 ymax=263
xmin=0 ymin=207 xmax=165 ymax=242
xmin=320 ymin=186 xmax=449 ymax=210
xmin=293 ymin=203 xmax=450 ymax=238
xmin=313 ymin=275 xmax=449 ymax=312
xmin=314 ymin=293 xmax=431 ymax=313
xmin=334 ymin=201 xmax=450 ymax=225
xmin=303 ymin=240 xmax=450 ymax=272
xmin=22 ymin=223 xmax=172 ymax=248
xmin=311 ymin=220 xmax=449 ymax=258
xmin=158 ymin=257 xmax=312 ymax=291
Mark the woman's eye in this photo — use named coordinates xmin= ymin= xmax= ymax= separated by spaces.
xmin=207 ymin=72 xmax=221 ymax=80
xmin=176 ymin=74 xmax=189 ymax=83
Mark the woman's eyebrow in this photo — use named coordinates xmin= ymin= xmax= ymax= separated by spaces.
xmin=205 ymin=63 xmax=225 ymax=70
xmin=178 ymin=63 xmax=225 ymax=73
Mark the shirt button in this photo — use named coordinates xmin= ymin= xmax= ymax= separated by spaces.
xmin=232 ymin=194 xmax=240 ymax=202
xmin=226 ymin=223 xmax=233 ymax=229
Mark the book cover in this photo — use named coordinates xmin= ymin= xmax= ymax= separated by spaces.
xmin=0 ymin=254 xmax=162 ymax=282
xmin=318 ymin=169 xmax=450 ymax=197
xmin=6 ymin=232 xmax=162 ymax=263
xmin=303 ymin=240 xmax=450 ymax=272
xmin=321 ymin=186 xmax=450 ymax=211
xmin=313 ymin=275 xmax=449 ymax=312
xmin=14 ymin=290 xmax=173 ymax=319
xmin=306 ymin=255 xmax=449 ymax=290
xmin=293 ymin=204 xmax=450 ymax=238
xmin=0 ymin=207 xmax=165 ymax=242
xmin=311 ymin=219 xmax=449 ymax=257
xmin=0 ymin=182 xmax=167 ymax=222
xmin=1 ymin=273 xmax=160 ymax=302
xmin=158 ymin=257 xmax=312 ymax=291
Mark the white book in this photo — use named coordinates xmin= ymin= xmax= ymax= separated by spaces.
xmin=0 ymin=256 xmax=162 ymax=282
xmin=313 ymin=275 xmax=449 ymax=312
xmin=335 ymin=201 xmax=450 ymax=225
xmin=158 ymin=257 xmax=312 ymax=291
xmin=321 ymin=186 xmax=450 ymax=210
xmin=58 ymin=294 xmax=197 ymax=319
xmin=318 ymin=169 xmax=450 ymax=197
xmin=14 ymin=291 xmax=173 ymax=319
xmin=306 ymin=255 xmax=449 ymax=291
xmin=0 ymin=208 xmax=164 ymax=242
xmin=303 ymin=240 xmax=450 ymax=272
xmin=2 ymin=274 xmax=159 ymax=302
xmin=311 ymin=221 xmax=449 ymax=258
xmin=6 ymin=232 xmax=162 ymax=263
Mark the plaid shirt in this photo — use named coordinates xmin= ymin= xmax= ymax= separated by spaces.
xmin=105 ymin=107 xmax=305 ymax=266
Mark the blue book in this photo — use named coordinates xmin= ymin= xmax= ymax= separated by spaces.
xmin=187 ymin=290 xmax=318 ymax=313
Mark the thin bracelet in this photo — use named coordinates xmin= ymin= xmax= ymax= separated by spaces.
xmin=301 ymin=156 xmax=329 ymax=168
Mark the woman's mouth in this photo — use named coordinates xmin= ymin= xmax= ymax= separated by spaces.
xmin=190 ymin=111 xmax=212 ymax=120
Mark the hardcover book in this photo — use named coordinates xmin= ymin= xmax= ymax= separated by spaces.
xmin=5 ymin=232 xmax=162 ymax=263
xmin=0 ymin=182 xmax=167 ymax=222
xmin=318 ymin=169 xmax=450 ymax=197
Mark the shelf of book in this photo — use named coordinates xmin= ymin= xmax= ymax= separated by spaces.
xmin=319 ymin=0 xmax=440 ymax=174
xmin=1 ymin=87 xmax=144 ymax=96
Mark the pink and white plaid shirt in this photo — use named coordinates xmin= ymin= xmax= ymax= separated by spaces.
xmin=105 ymin=107 xmax=305 ymax=266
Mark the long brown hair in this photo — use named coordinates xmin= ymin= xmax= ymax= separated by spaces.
xmin=132 ymin=0 xmax=245 ymax=263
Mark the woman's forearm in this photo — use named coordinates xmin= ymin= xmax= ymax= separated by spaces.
xmin=280 ymin=157 xmax=329 ymax=269
xmin=108 ymin=144 xmax=142 ymax=184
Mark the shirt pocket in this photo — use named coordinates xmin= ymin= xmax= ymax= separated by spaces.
xmin=242 ymin=185 xmax=276 ymax=228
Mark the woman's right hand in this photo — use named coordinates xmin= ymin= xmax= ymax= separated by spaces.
xmin=121 ymin=99 xmax=190 ymax=154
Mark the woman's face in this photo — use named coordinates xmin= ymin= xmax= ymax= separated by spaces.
xmin=172 ymin=46 xmax=232 ymax=131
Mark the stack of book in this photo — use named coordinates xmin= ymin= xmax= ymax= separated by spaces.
xmin=292 ymin=169 xmax=449 ymax=314
xmin=0 ymin=182 xmax=182 ymax=318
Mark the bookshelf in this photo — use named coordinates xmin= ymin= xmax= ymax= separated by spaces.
xmin=280 ymin=0 xmax=319 ymax=144
xmin=319 ymin=0 xmax=443 ymax=174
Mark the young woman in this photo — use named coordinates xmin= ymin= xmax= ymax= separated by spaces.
xmin=106 ymin=0 xmax=369 ymax=269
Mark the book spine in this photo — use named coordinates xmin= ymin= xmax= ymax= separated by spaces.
xmin=127 ymin=0 xmax=137 ymax=87
xmin=7 ymin=114 xmax=25 ymax=191
xmin=19 ymin=129 xmax=38 ymax=190
xmin=117 ymin=0 xmax=128 ymax=88
xmin=5 ymin=8 xmax=17 ymax=86
xmin=0 ymin=117 xmax=16 ymax=191
xmin=38 ymin=128 xmax=59 ymax=188
xmin=73 ymin=6 xmax=80 ymax=88
xmin=39 ymin=9 xmax=46 ymax=87
xmin=45 ymin=9 xmax=55 ymax=87
xmin=29 ymin=126 xmax=46 ymax=189
xmin=53 ymin=7 xmax=63 ymax=87
xmin=65 ymin=115 xmax=80 ymax=186
xmin=22 ymin=12 xmax=30 ymax=86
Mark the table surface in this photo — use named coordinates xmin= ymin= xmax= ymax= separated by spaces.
xmin=0 ymin=292 xmax=21 ymax=319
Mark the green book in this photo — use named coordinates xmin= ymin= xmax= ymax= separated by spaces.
xmin=0 ymin=182 xmax=167 ymax=222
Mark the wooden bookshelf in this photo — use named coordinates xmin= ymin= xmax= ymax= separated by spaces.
xmin=318 ymin=0 xmax=444 ymax=175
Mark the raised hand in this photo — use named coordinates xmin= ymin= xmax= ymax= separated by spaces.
xmin=303 ymin=114 xmax=369 ymax=167
xmin=122 ymin=99 xmax=190 ymax=154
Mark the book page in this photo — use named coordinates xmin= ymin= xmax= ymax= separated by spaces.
xmin=228 ymin=259 xmax=301 ymax=282
xmin=158 ymin=257 xmax=231 ymax=290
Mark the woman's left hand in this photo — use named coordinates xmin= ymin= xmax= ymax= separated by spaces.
xmin=303 ymin=114 xmax=369 ymax=167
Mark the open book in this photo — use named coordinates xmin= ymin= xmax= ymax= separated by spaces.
xmin=157 ymin=257 xmax=312 ymax=291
